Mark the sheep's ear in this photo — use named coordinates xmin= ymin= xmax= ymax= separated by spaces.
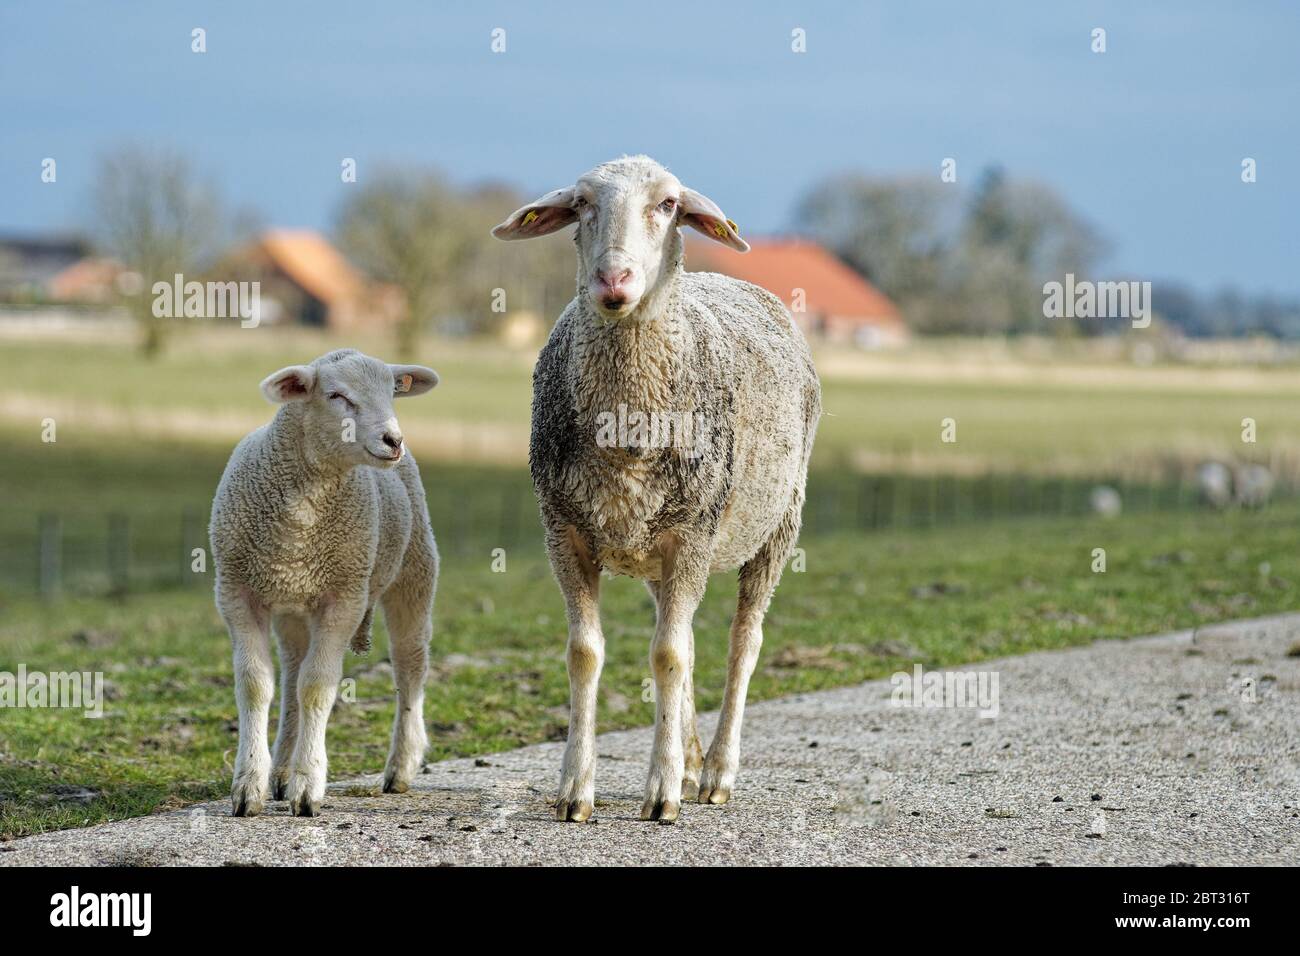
xmin=680 ymin=186 xmax=749 ymax=252
xmin=260 ymin=365 xmax=316 ymax=404
xmin=491 ymin=186 xmax=577 ymax=240
xmin=390 ymin=364 xmax=439 ymax=398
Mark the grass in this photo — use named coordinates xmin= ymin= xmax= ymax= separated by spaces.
xmin=2 ymin=502 xmax=1297 ymax=839
xmin=2 ymin=326 xmax=1297 ymax=838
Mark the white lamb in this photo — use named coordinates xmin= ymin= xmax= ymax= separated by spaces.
xmin=493 ymin=156 xmax=821 ymax=823
xmin=209 ymin=349 xmax=440 ymax=817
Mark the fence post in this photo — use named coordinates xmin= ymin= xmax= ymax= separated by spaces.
xmin=497 ymin=485 xmax=519 ymax=551
xmin=876 ymin=476 xmax=888 ymax=528
xmin=820 ymin=482 xmax=836 ymax=534
xmin=180 ymin=506 xmax=202 ymax=585
xmin=857 ymin=476 xmax=871 ymax=529
xmin=38 ymin=513 xmax=61 ymax=600
xmin=453 ymin=500 xmax=469 ymax=556
xmin=108 ymin=513 xmax=130 ymax=597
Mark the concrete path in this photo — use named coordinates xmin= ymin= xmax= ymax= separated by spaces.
xmin=3 ymin=613 xmax=1298 ymax=866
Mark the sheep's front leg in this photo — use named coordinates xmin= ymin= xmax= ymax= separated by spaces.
xmin=218 ymin=583 xmax=274 ymax=817
xmin=285 ymin=595 xmax=365 ymax=817
xmin=643 ymin=538 xmax=708 ymax=824
xmin=270 ymin=614 xmax=310 ymax=800
xmin=380 ymin=541 xmax=437 ymax=794
xmin=700 ymin=509 xmax=797 ymax=805
xmin=550 ymin=525 xmax=603 ymax=822
xmin=647 ymin=580 xmax=702 ymax=799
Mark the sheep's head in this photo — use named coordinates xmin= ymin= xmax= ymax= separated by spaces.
xmin=491 ymin=156 xmax=748 ymax=320
xmin=260 ymin=349 xmax=438 ymax=470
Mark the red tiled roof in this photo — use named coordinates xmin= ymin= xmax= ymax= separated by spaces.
xmin=686 ymin=237 xmax=902 ymax=329
xmin=257 ymin=230 xmax=363 ymax=305
xmin=47 ymin=257 xmax=122 ymax=301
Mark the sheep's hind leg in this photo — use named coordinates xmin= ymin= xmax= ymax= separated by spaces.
xmin=285 ymin=595 xmax=364 ymax=817
xmin=646 ymin=580 xmax=702 ymax=800
xmin=643 ymin=538 xmax=708 ymax=824
xmin=380 ymin=549 xmax=436 ymax=794
xmin=552 ymin=524 xmax=604 ymax=822
xmin=219 ymin=585 xmax=273 ymax=817
xmin=700 ymin=503 xmax=801 ymax=805
xmin=270 ymin=614 xmax=309 ymax=800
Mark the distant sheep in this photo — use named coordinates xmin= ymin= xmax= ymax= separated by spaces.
xmin=210 ymin=349 xmax=439 ymax=817
xmin=494 ymin=156 xmax=821 ymax=823
xmin=1197 ymin=462 xmax=1234 ymax=509
xmin=1196 ymin=460 xmax=1275 ymax=510
xmin=1089 ymin=485 xmax=1122 ymax=518
xmin=1234 ymin=463 xmax=1274 ymax=508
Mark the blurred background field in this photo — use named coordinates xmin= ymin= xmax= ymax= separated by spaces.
xmin=1 ymin=326 xmax=1296 ymax=598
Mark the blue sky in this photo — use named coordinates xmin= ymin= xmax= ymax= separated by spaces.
xmin=2 ymin=1 xmax=1296 ymax=294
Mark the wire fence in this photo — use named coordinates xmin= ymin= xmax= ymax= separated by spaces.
xmin=4 ymin=468 xmax=1289 ymax=601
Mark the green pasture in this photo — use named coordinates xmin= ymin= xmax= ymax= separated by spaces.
xmin=1 ymin=328 xmax=1296 ymax=839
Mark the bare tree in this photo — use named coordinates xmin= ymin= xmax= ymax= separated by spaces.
xmin=91 ymin=146 xmax=222 ymax=356
xmin=336 ymin=171 xmax=576 ymax=353
xmin=951 ymin=167 xmax=1109 ymax=334
xmin=796 ymin=174 xmax=957 ymax=304
xmin=797 ymin=167 xmax=1107 ymax=335
xmin=334 ymin=168 xmax=479 ymax=357
xmin=456 ymin=183 xmax=574 ymax=334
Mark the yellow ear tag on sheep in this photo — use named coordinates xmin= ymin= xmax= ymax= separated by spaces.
xmin=522 ymin=210 xmax=539 ymax=226
xmin=726 ymin=219 xmax=739 ymax=234
xmin=397 ymin=374 xmax=413 ymax=393
xmin=713 ymin=222 xmax=728 ymax=238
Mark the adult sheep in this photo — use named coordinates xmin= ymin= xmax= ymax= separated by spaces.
xmin=210 ymin=349 xmax=439 ymax=817
xmin=493 ymin=156 xmax=821 ymax=823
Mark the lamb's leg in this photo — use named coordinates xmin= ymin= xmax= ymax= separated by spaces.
xmin=700 ymin=502 xmax=801 ymax=805
xmin=681 ymin=631 xmax=702 ymax=800
xmin=285 ymin=594 xmax=365 ymax=817
xmin=380 ymin=534 xmax=437 ymax=794
xmin=218 ymin=584 xmax=273 ymax=817
xmin=551 ymin=524 xmax=603 ymax=822
xmin=643 ymin=537 xmax=708 ymax=824
xmin=270 ymin=614 xmax=309 ymax=800
xmin=646 ymin=580 xmax=702 ymax=800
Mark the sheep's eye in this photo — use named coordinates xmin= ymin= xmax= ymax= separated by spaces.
xmin=658 ymin=197 xmax=677 ymax=214
xmin=328 ymin=392 xmax=356 ymax=409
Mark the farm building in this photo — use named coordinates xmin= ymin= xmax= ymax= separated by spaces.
xmin=0 ymin=235 xmax=93 ymax=301
xmin=686 ymin=237 xmax=907 ymax=347
xmin=46 ymin=256 xmax=126 ymax=304
xmin=219 ymin=229 xmax=401 ymax=329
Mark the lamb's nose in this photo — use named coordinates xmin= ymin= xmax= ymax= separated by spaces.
xmin=382 ymin=431 xmax=403 ymax=452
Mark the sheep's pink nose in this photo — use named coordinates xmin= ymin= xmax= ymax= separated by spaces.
xmin=597 ymin=268 xmax=633 ymax=296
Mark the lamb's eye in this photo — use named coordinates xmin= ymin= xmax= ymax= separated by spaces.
xmin=328 ymin=392 xmax=355 ymax=409
xmin=658 ymin=197 xmax=677 ymax=214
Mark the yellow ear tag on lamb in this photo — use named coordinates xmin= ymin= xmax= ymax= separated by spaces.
xmin=522 ymin=210 xmax=539 ymax=226
xmin=726 ymin=218 xmax=739 ymax=234
xmin=714 ymin=222 xmax=728 ymax=238
xmin=397 ymin=374 xmax=413 ymax=393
